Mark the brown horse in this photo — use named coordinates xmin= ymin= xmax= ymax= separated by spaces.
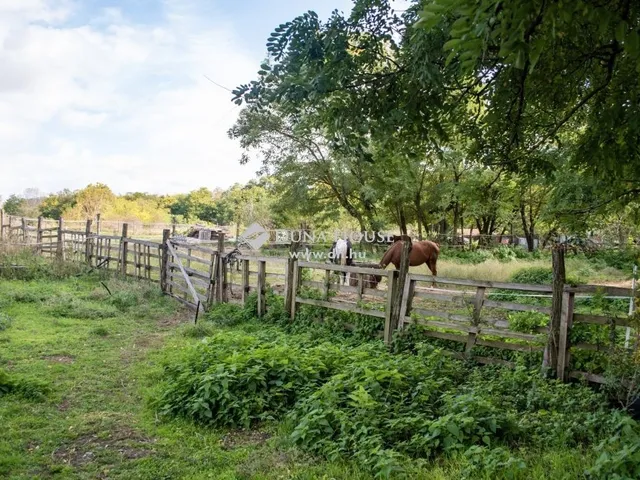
xmin=379 ymin=239 xmax=439 ymax=276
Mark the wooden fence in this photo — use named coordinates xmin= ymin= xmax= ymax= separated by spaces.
xmin=1 ymin=213 xmax=637 ymax=384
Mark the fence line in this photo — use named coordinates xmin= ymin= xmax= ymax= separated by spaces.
xmin=2 ymin=211 xmax=637 ymax=385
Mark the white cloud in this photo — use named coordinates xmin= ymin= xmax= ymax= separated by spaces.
xmin=0 ymin=0 xmax=261 ymax=200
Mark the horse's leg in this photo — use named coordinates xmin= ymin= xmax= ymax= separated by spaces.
xmin=427 ymin=259 xmax=437 ymax=288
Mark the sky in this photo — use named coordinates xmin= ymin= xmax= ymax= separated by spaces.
xmin=0 ymin=0 xmax=407 ymax=201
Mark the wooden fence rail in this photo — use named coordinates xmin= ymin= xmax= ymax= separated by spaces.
xmin=2 ymin=211 xmax=637 ymax=384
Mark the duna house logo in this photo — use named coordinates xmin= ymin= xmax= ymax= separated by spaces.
xmin=239 ymin=222 xmax=269 ymax=250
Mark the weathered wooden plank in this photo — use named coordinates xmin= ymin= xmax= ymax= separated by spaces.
xmin=573 ymin=313 xmax=631 ymax=327
xmin=409 ymin=318 xmax=477 ymax=333
xmin=476 ymin=338 xmax=544 ymax=352
xmin=167 ymin=262 xmax=210 ymax=281
xmin=301 ymin=280 xmax=325 ymax=289
xmin=169 ymin=241 xmax=218 ymax=255
xmin=167 ymin=292 xmax=199 ymax=310
xmin=565 ymin=285 xmax=635 ymax=297
xmin=296 ymin=296 xmax=386 ymax=318
xmin=298 ymin=260 xmax=388 ymax=276
xmin=266 ymin=272 xmax=286 ymax=279
xmin=236 ymin=255 xmax=288 ymax=263
xmin=166 ymin=281 xmax=207 ymax=303
xmin=412 ymin=307 xmax=471 ymax=324
xmin=571 ymin=342 xmax=611 ymax=352
xmin=483 ymin=299 xmax=552 ymax=315
xmin=557 ymin=291 xmax=575 ymax=381
xmin=408 ymin=273 xmax=554 ymax=292
xmin=568 ymin=371 xmax=607 ymax=384
xmin=123 ymin=238 xmax=162 ymax=248
xmin=413 ymin=290 xmax=472 ymax=303
xmin=169 ymin=272 xmax=210 ymax=289
xmin=479 ymin=327 xmax=543 ymax=342
xmin=423 ymin=330 xmax=468 ymax=343
xmin=171 ymin=250 xmax=214 ymax=266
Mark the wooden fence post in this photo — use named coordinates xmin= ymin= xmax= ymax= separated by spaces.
xmin=323 ymin=269 xmax=331 ymax=300
xmin=557 ymin=290 xmax=575 ymax=381
xmin=120 ymin=223 xmax=129 ymax=275
xmin=242 ymin=259 xmax=250 ymax=305
xmin=221 ymin=257 xmax=229 ymax=303
xmin=56 ymin=218 xmax=64 ymax=260
xmin=216 ymin=234 xmax=225 ymax=302
xmin=36 ymin=216 xmax=43 ymax=254
xmin=385 ymin=236 xmax=412 ymax=344
xmin=84 ymin=220 xmax=93 ymax=264
xmin=543 ymin=244 xmax=566 ymax=376
xmin=290 ymin=260 xmax=299 ymax=320
xmin=257 ymin=260 xmax=266 ymax=316
xmin=21 ymin=217 xmax=27 ymax=243
xmin=0 ymin=209 xmax=4 ymax=241
xmin=160 ymin=229 xmax=170 ymax=293
xmin=398 ymin=278 xmax=416 ymax=330
xmin=384 ymin=270 xmax=398 ymax=344
xmin=96 ymin=213 xmax=101 ymax=235
xmin=207 ymin=251 xmax=217 ymax=307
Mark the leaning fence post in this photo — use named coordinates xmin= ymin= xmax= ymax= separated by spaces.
xmin=242 ymin=259 xmax=250 ymax=305
xmin=160 ymin=229 xmax=170 ymax=293
xmin=557 ymin=290 xmax=575 ymax=381
xmin=385 ymin=236 xmax=412 ymax=344
xmin=0 ymin=209 xmax=4 ymax=241
xmin=543 ymin=244 xmax=566 ymax=376
xmin=36 ymin=216 xmax=43 ymax=254
xmin=120 ymin=223 xmax=129 ymax=275
xmin=290 ymin=260 xmax=299 ymax=321
xmin=257 ymin=260 xmax=266 ymax=316
xmin=384 ymin=270 xmax=398 ymax=344
xmin=84 ymin=219 xmax=93 ymax=264
xmin=56 ymin=218 xmax=64 ymax=260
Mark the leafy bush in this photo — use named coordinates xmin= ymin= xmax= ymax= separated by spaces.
xmin=0 ymin=368 xmax=49 ymax=401
xmin=181 ymin=322 xmax=216 ymax=338
xmin=152 ymin=332 xmax=349 ymax=429
xmin=153 ymin=327 xmax=634 ymax=478
xmin=587 ymin=249 xmax=639 ymax=272
xmin=510 ymin=267 xmax=584 ymax=286
xmin=508 ymin=311 xmax=548 ymax=333
xmin=586 ymin=416 xmax=640 ymax=480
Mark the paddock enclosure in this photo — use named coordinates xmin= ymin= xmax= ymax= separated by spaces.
xmin=1 ymin=211 xmax=638 ymax=385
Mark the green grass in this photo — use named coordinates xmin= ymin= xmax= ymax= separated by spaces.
xmin=0 ymin=274 xmax=628 ymax=479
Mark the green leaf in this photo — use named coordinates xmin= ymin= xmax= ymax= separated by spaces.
xmin=444 ymin=38 xmax=463 ymax=51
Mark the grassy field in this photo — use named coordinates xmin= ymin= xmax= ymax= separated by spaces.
xmin=0 ymin=271 xmax=637 ymax=479
xmin=0 ymin=276 xmax=371 ymax=479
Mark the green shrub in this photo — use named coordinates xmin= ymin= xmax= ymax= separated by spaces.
xmin=152 ymin=332 xmax=349 ymax=429
xmin=586 ymin=416 xmax=640 ymax=480
xmin=510 ymin=267 xmax=584 ymax=286
xmin=508 ymin=311 xmax=548 ymax=333
xmin=587 ymin=249 xmax=639 ymax=272
xmin=181 ymin=322 xmax=216 ymax=338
